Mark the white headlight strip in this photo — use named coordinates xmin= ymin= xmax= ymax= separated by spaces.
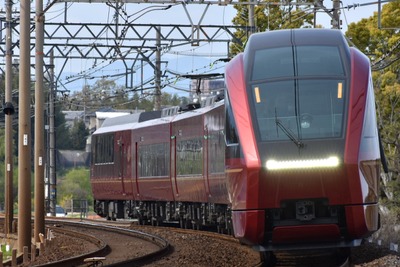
xmin=266 ymin=156 xmax=340 ymax=170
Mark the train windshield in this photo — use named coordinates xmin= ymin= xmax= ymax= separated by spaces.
xmin=251 ymin=45 xmax=346 ymax=142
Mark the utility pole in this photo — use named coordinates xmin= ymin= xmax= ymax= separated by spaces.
xmin=332 ymin=0 xmax=341 ymax=29
xmin=18 ymin=0 xmax=32 ymax=253
xmin=154 ymin=26 xmax=161 ymax=111
xmin=4 ymin=0 xmax=15 ymax=236
xmin=248 ymin=0 xmax=255 ymax=35
xmin=34 ymin=0 xmax=46 ymax=242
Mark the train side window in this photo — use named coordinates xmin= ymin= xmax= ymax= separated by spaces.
xmin=176 ymin=138 xmax=203 ymax=176
xmin=138 ymin=142 xmax=170 ymax=177
xmin=225 ymin=93 xmax=239 ymax=145
xmin=93 ymin=134 xmax=114 ymax=164
xmin=208 ymin=131 xmax=225 ymax=173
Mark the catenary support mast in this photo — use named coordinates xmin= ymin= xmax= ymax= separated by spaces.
xmin=34 ymin=0 xmax=46 ymax=242
xmin=18 ymin=0 xmax=32 ymax=253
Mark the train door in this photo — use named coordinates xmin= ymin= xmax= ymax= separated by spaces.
xmin=171 ymin=136 xmax=179 ymax=198
xmin=134 ymin=141 xmax=140 ymax=198
xmin=115 ymin=131 xmax=132 ymax=197
xmin=203 ymin=125 xmax=211 ymax=199
xmin=115 ymin=132 xmax=125 ymax=195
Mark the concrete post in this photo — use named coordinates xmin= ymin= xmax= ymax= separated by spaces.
xmin=34 ymin=0 xmax=46 ymax=243
xmin=17 ymin=0 xmax=32 ymax=253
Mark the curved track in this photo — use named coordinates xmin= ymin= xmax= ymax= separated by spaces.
xmin=269 ymin=248 xmax=350 ymax=267
xmin=84 ymin=218 xmax=351 ymax=267
xmin=36 ymin=219 xmax=171 ymax=267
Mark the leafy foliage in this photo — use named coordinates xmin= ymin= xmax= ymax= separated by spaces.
xmin=54 ymin=104 xmax=72 ymax=150
xmin=69 ymin=119 xmax=89 ymax=150
xmin=57 ymin=167 xmax=93 ymax=209
xmin=230 ymin=0 xmax=314 ymax=55
xmin=0 ymin=129 xmax=18 ymax=208
xmin=63 ymin=78 xmax=184 ymax=112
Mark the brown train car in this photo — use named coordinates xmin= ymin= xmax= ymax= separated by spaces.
xmin=91 ymin=99 xmax=231 ymax=230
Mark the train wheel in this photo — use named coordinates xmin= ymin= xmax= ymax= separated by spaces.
xmin=259 ymin=251 xmax=276 ymax=267
xmin=139 ymin=217 xmax=146 ymax=225
xmin=180 ymin=218 xmax=189 ymax=229
xmin=151 ymin=218 xmax=160 ymax=226
xmin=227 ymin=227 xmax=232 ymax=236
xmin=337 ymin=247 xmax=351 ymax=267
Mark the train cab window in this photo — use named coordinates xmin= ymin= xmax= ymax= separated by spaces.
xmin=254 ymin=79 xmax=346 ymax=141
xmin=252 ymin=47 xmax=294 ymax=80
xmin=296 ymin=46 xmax=345 ymax=76
xmin=251 ymin=44 xmax=347 ymax=142
xmin=252 ymin=45 xmax=344 ymax=81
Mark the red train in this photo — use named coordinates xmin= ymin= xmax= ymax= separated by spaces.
xmin=91 ymin=29 xmax=381 ymax=252
xmin=91 ymin=98 xmax=230 ymax=231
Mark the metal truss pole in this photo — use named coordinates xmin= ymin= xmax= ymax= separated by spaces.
xmin=154 ymin=26 xmax=161 ymax=111
xmin=4 ymin=0 xmax=14 ymax=236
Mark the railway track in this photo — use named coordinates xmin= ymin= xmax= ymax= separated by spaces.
xmin=39 ymin=219 xmax=171 ymax=267
xmin=2 ymin=217 xmax=395 ymax=266
xmin=83 ymin=219 xmax=351 ymax=267
xmin=271 ymin=248 xmax=350 ymax=267
xmin=0 ymin=216 xmax=170 ymax=266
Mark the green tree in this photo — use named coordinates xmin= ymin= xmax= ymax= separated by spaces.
xmin=54 ymin=104 xmax=71 ymax=150
xmin=64 ymin=79 xmax=184 ymax=112
xmin=70 ymin=119 xmax=89 ymax=150
xmin=0 ymin=128 xmax=19 ymax=209
xmin=161 ymin=92 xmax=182 ymax=107
xmin=57 ymin=167 xmax=93 ymax=210
xmin=230 ymin=1 xmax=314 ymax=55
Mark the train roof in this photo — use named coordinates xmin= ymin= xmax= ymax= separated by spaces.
xmin=94 ymin=110 xmax=162 ymax=134
xmin=93 ymin=96 xmax=224 ymax=135
xmin=245 ymin=29 xmax=349 ymax=51
xmin=100 ymin=110 xmax=162 ymax=128
xmin=173 ymin=98 xmax=224 ymax=122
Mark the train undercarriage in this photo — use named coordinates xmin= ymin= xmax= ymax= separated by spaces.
xmin=94 ymin=199 xmax=233 ymax=234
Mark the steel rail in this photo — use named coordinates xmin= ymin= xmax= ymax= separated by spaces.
xmin=38 ymin=219 xmax=171 ymax=267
